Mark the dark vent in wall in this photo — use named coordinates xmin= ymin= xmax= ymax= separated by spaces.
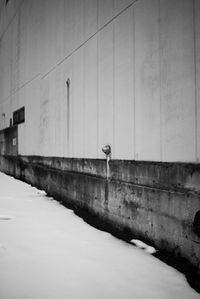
xmin=13 ymin=107 xmax=25 ymax=125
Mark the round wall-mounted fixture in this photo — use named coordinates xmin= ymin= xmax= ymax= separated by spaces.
xmin=102 ymin=144 xmax=111 ymax=156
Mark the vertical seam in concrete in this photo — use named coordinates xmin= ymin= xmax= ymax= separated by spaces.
xmin=62 ymin=74 xmax=65 ymax=158
xmin=158 ymin=0 xmax=162 ymax=162
xmin=133 ymin=6 xmax=136 ymax=160
xmin=97 ymin=0 xmax=99 ymax=29
xmin=69 ymin=68 xmax=72 ymax=158
xmin=82 ymin=3 xmax=85 ymax=159
xmin=97 ymin=2 xmax=99 ymax=158
xmin=54 ymin=81 xmax=56 ymax=157
xmin=67 ymin=78 xmax=70 ymax=156
xmin=113 ymin=0 xmax=115 ymax=159
xmin=83 ymin=49 xmax=85 ymax=159
xmin=71 ymin=60 xmax=74 ymax=158
xmin=193 ymin=0 xmax=198 ymax=162
xmin=83 ymin=2 xmax=86 ymax=159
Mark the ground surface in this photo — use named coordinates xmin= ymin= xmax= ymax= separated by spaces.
xmin=0 ymin=172 xmax=199 ymax=299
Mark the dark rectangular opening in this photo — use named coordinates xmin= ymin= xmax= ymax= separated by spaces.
xmin=13 ymin=107 xmax=25 ymax=125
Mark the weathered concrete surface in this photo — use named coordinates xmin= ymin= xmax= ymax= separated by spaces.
xmin=0 ymin=0 xmax=199 ymax=162
xmin=0 ymin=155 xmax=200 ymax=290
xmin=0 ymin=127 xmax=18 ymax=156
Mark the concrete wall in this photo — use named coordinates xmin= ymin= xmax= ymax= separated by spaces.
xmin=0 ymin=0 xmax=199 ymax=162
xmin=0 ymin=154 xmax=200 ymax=290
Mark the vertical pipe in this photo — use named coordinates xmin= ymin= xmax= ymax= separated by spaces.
xmin=105 ymin=156 xmax=110 ymax=208
xmin=106 ymin=155 xmax=110 ymax=180
xmin=66 ymin=79 xmax=70 ymax=155
xmin=102 ymin=145 xmax=111 ymax=206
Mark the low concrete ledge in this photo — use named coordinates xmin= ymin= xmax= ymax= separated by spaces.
xmin=0 ymin=154 xmax=200 ymax=291
xmin=18 ymin=155 xmax=200 ymax=194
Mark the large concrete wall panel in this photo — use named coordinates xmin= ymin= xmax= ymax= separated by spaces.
xmin=72 ymin=0 xmax=85 ymax=51
xmin=40 ymin=0 xmax=58 ymax=76
xmin=98 ymin=24 xmax=114 ymax=158
xmin=47 ymin=73 xmax=58 ymax=157
xmin=53 ymin=65 xmax=65 ymax=158
xmin=84 ymin=37 xmax=98 ymax=158
xmin=0 ymin=0 xmax=199 ymax=163
xmin=0 ymin=0 xmax=22 ymax=37
xmin=160 ymin=0 xmax=196 ymax=162
xmin=2 ymin=25 xmax=12 ymax=101
xmin=18 ymin=0 xmax=29 ymax=86
xmin=18 ymin=0 xmax=41 ymax=86
xmin=98 ymin=0 xmax=113 ymax=29
xmin=62 ymin=56 xmax=73 ymax=158
xmin=63 ymin=0 xmax=76 ymax=58
xmin=25 ymin=0 xmax=41 ymax=80
xmin=39 ymin=77 xmax=51 ymax=156
xmin=18 ymin=78 xmax=40 ymax=155
xmin=113 ymin=0 xmax=134 ymax=16
xmin=134 ymin=0 xmax=161 ymax=161
xmin=10 ymin=14 xmax=20 ymax=94
xmin=63 ymin=0 xmax=85 ymax=61
xmin=72 ymin=49 xmax=85 ymax=158
xmin=0 ymin=35 xmax=6 ymax=101
xmin=113 ymin=7 xmax=134 ymax=159
xmin=53 ymin=0 xmax=65 ymax=65
xmin=84 ymin=0 xmax=98 ymax=40
xmin=40 ymin=0 xmax=68 ymax=76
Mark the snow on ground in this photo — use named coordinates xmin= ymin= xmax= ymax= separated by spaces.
xmin=0 ymin=172 xmax=199 ymax=299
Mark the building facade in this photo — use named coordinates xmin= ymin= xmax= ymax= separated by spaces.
xmin=0 ymin=0 xmax=200 ymax=289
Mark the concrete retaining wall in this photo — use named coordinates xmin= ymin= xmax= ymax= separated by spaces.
xmin=0 ymin=154 xmax=200 ymax=290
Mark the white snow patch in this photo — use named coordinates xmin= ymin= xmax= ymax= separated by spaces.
xmin=36 ymin=190 xmax=47 ymax=196
xmin=131 ymin=239 xmax=157 ymax=254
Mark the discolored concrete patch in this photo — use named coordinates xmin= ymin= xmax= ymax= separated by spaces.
xmin=0 ymin=215 xmax=13 ymax=220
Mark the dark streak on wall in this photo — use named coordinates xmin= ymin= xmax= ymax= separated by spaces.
xmin=0 ymin=154 xmax=200 ymax=291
